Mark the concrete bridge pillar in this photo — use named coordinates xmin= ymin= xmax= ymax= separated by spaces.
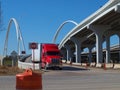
xmin=75 ymin=42 xmax=81 ymax=63
xmin=60 ymin=49 xmax=67 ymax=60
xmin=71 ymin=50 xmax=75 ymax=62
xmin=88 ymin=45 xmax=94 ymax=64
xmin=88 ymin=25 xmax=111 ymax=65
xmin=70 ymin=37 xmax=81 ymax=63
xmin=64 ymin=44 xmax=72 ymax=62
xmin=105 ymin=35 xmax=110 ymax=63
xmin=96 ymin=33 xmax=103 ymax=64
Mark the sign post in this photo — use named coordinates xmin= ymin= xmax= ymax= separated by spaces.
xmin=29 ymin=42 xmax=38 ymax=70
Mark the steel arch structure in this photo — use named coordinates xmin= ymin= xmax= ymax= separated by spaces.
xmin=3 ymin=18 xmax=26 ymax=57
xmin=52 ymin=20 xmax=78 ymax=43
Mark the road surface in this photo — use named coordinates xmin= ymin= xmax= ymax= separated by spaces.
xmin=0 ymin=64 xmax=120 ymax=90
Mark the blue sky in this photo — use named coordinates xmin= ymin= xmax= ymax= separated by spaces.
xmin=0 ymin=0 xmax=114 ymax=55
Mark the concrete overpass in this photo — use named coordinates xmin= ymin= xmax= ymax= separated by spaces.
xmin=58 ymin=0 xmax=120 ymax=66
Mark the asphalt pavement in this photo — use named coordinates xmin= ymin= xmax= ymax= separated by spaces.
xmin=0 ymin=64 xmax=120 ymax=90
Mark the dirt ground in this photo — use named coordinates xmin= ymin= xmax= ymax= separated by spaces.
xmin=0 ymin=66 xmax=24 ymax=76
xmin=0 ymin=65 xmax=43 ymax=76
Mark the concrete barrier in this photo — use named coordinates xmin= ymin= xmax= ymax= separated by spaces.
xmin=113 ymin=64 xmax=120 ymax=69
xmin=90 ymin=63 xmax=96 ymax=67
xmin=62 ymin=60 xmax=120 ymax=70
xmin=106 ymin=64 xmax=114 ymax=68
xmin=18 ymin=61 xmax=41 ymax=70
xmin=96 ymin=63 xmax=102 ymax=68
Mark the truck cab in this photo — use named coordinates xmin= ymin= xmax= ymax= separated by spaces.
xmin=41 ymin=44 xmax=62 ymax=70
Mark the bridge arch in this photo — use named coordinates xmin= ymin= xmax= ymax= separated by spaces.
xmin=3 ymin=18 xmax=26 ymax=57
xmin=52 ymin=20 xmax=78 ymax=43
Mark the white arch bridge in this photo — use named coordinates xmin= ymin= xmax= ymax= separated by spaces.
xmin=57 ymin=0 xmax=120 ymax=67
xmin=3 ymin=18 xmax=26 ymax=56
xmin=2 ymin=0 xmax=120 ymax=69
xmin=1 ymin=18 xmax=40 ymax=69
xmin=1 ymin=18 xmax=27 ymax=66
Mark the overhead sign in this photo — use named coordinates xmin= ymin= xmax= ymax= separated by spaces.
xmin=29 ymin=42 xmax=38 ymax=49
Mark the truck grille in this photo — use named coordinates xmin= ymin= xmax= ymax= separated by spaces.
xmin=51 ymin=59 xmax=60 ymax=64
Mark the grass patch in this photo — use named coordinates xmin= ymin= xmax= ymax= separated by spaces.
xmin=0 ymin=66 xmax=24 ymax=76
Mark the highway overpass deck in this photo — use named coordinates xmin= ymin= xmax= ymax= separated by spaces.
xmin=59 ymin=0 xmax=120 ymax=66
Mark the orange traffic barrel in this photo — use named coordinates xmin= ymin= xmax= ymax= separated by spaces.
xmin=16 ymin=68 xmax=42 ymax=90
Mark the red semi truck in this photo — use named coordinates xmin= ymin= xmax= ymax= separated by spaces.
xmin=32 ymin=43 xmax=62 ymax=70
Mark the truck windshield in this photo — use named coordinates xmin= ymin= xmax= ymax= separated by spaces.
xmin=46 ymin=51 xmax=60 ymax=56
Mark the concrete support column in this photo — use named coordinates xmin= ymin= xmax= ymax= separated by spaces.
xmin=88 ymin=25 xmax=111 ymax=65
xmin=60 ymin=49 xmax=67 ymax=60
xmin=75 ymin=42 xmax=81 ymax=63
xmin=105 ymin=35 xmax=110 ymax=63
xmin=96 ymin=34 xmax=103 ymax=63
xmin=71 ymin=50 xmax=75 ymax=62
xmin=70 ymin=37 xmax=81 ymax=63
xmin=64 ymin=44 xmax=72 ymax=62
xmin=88 ymin=46 xmax=94 ymax=64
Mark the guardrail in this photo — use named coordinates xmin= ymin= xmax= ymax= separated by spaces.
xmin=18 ymin=60 xmax=41 ymax=70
